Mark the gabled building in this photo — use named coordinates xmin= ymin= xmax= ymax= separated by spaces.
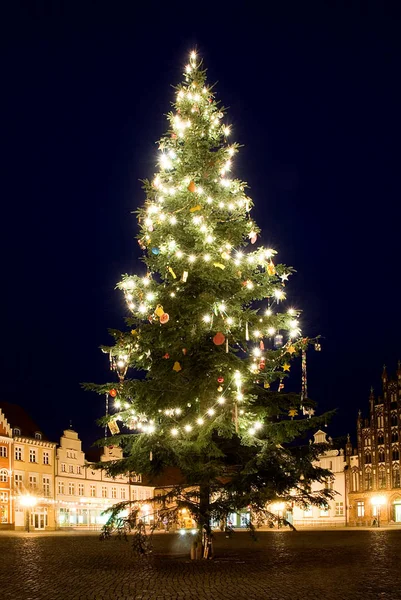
xmin=0 ymin=408 xmax=13 ymax=529
xmin=346 ymin=364 xmax=401 ymax=525
xmin=0 ymin=402 xmax=57 ymax=530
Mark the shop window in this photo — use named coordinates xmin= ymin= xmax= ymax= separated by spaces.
xmin=357 ymin=501 xmax=365 ymax=517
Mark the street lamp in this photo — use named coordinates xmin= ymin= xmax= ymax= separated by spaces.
xmin=371 ymin=495 xmax=386 ymax=527
xmin=20 ymin=494 xmax=38 ymax=532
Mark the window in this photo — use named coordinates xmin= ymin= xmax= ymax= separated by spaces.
xmin=393 ymin=448 xmax=400 ymax=461
xmin=78 ymin=484 xmax=84 ymax=496
xmin=13 ymin=428 xmax=21 ymax=436
xmin=378 ymin=469 xmax=386 ymax=489
xmin=320 ymin=506 xmax=329 ymax=517
xmin=352 ymin=470 xmax=359 ymax=492
xmin=0 ymin=491 xmax=8 ymax=502
xmin=90 ymin=485 xmax=96 ymax=497
xmin=43 ymin=452 xmax=49 ymax=465
xmin=392 ymin=431 xmax=399 ymax=443
xmin=43 ymin=477 xmax=50 ymax=497
xmin=77 ymin=466 xmax=81 ymax=475
xmin=391 ymin=414 xmax=398 ymax=426
xmin=364 ymin=471 xmax=372 ymax=490
xmin=378 ymin=450 xmax=385 ymax=463
xmin=69 ymin=465 xmax=74 ymax=474
xmin=365 ymin=453 xmax=372 ymax=464
xmin=0 ymin=446 xmax=7 ymax=458
xmin=58 ymin=481 xmax=64 ymax=494
xmin=335 ymin=502 xmax=344 ymax=516
xmin=357 ymin=501 xmax=365 ymax=517
xmin=303 ymin=506 xmax=313 ymax=518
xmin=111 ymin=487 xmax=117 ymax=499
xmin=68 ymin=483 xmax=75 ymax=495
xmin=15 ymin=446 xmax=22 ymax=461
xmin=0 ymin=470 xmax=8 ymax=483
xmin=14 ymin=473 xmax=23 ymax=489
xmin=393 ymin=468 xmax=400 ymax=488
xmin=29 ymin=449 xmax=37 ymax=463
xmin=378 ymin=433 xmax=384 ymax=445
xmin=131 ymin=473 xmax=142 ymax=483
xmin=121 ymin=488 xmax=126 ymax=499
xmin=101 ymin=486 xmax=107 ymax=498
xmin=29 ymin=475 xmax=37 ymax=490
xmin=61 ymin=463 xmax=66 ymax=473
xmin=378 ymin=415 xmax=384 ymax=428
xmin=34 ymin=432 xmax=42 ymax=440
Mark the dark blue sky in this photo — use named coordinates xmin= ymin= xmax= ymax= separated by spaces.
xmin=1 ymin=2 xmax=400 ymax=448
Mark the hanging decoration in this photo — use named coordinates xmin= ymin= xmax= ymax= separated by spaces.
xmin=274 ymin=334 xmax=283 ymax=348
xmin=314 ymin=343 xmax=321 ymax=351
xmin=109 ymin=389 xmax=117 ymax=398
xmin=188 ymin=180 xmax=196 ymax=193
xmin=151 ymin=247 xmax=160 ymax=255
xmin=173 ymin=361 xmax=182 ymax=372
xmin=181 ymin=271 xmax=189 ymax=282
xmin=168 ymin=267 xmax=177 ymax=279
xmin=155 ymin=305 xmax=164 ymax=317
xmin=288 ymin=408 xmax=298 ymax=419
xmin=267 ymin=261 xmax=276 ymax=275
xmin=163 ymin=353 xmax=170 ymax=359
xmin=282 ymin=363 xmax=291 ymax=372
xmin=190 ymin=204 xmax=201 ymax=212
xmin=182 ymin=348 xmax=187 ymax=355
xmin=213 ymin=332 xmax=225 ymax=346
xmin=217 ymin=377 xmax=224 ymax=383
xmin=160 ymin=313 xmax=170 ymax=324
xmin=108 ymin=420 xmax=120 ymax=435
xmin=245 ymin=322 xmax=249 ymax=341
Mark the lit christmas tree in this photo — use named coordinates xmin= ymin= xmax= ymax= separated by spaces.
xmin=86 ymin=51 xmax=332 ymax=553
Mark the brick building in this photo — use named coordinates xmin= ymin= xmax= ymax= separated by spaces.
xmin=346 ymin=364 xmax=401 ymax=525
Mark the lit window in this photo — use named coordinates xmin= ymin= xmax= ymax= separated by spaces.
xmin=102 ymin=487 xmax=107 ymax=498
xmin=335 ymin=502 xmax=344 ymax=516
xmin=111 ymin=487 xmax=117 ymax=499
xmin=303 ymin=506 xmax=313 ymax=518
xmin=357 ymin=501 xmax=365 ymax=517
xmin=43 ymin=477 xmax=50 ymax=497
xmin=0 ymin=446 xmax=7 ymax=458
xmin=121 ymin=488 xmax=126 ymax=500
xmin=320 ymin=506 xmax=329 ymax=517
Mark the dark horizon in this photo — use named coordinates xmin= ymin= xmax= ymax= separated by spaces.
xmin=1 ymin=2 xmax=400 ymax=449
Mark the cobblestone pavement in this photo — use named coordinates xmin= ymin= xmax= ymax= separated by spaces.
xmin=1 ymin=530 xmax=401 ymax=600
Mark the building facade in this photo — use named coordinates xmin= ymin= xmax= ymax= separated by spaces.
xmin=346 ymin=365 xmax=401 ymax=526
xmin=290 ymin=430 xmax=347 ymax=527
xmin=0 ymin=402 xmax=57 ymax=530
xmin=0 ymin=408 xmax=12 ymax=529
xmin=55 ymin=428 xmax=154 ymax=529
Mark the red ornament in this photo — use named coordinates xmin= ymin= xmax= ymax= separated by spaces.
xmin=259 ymin=341 xmax=265 ymax=350
xmin=188 ymin=180 xmax=196 ymax=193
xmin=213 ymin=332 xmax=225 ymax=346
xmin=217 ymin=377 xmax=224 ymax=383
xmin=182 ymin=348 xmax=187 ymax=355
xmin=259 ymin=360 xmax=266 ymax=370
xmin=163 ymin=353 xmax=170 ymax=359
xmin=171 ymin=133 xmax=177 ymax=139
xmin=160 ymin=313 xmax=170 ymax=324
xmin=109 ymin=389 xmax=117 ymax=398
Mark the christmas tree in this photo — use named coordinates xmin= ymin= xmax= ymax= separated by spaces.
xmin=86 ymin=51 xmax=332 ymax=547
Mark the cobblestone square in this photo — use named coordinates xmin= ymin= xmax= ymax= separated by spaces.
xmin=1 ymin=530 xmax=400 ymax=600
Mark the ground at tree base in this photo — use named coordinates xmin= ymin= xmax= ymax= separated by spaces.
xmin=1 ymin=530 xmax=400 ymax=600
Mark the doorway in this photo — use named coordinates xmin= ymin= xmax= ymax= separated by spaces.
xmin=30 ymin=508 xmax=48 ymax=529
xmin=394 ymin=503 xmax=401 ymax=523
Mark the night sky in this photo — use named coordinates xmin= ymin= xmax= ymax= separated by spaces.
xmin=2 ymin=2 xmax=400 ymax=449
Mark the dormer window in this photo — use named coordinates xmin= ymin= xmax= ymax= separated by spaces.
xmin=13 ymin=428 xmax=21 ymax=436
xmin=35 ymin=432 xmax=42 ymax=440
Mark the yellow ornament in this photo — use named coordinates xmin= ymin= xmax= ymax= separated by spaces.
xmin=264 ymin=382 xmax=270 ymax=389
xmin=267 ymin=261 xmax=276 ymax=276
xmin=190 ymin=204 xmax=201 ymax=212
xmin=155 ymin=305 xmax=164 ymax=317
xmin=131 ymin=329 xmax=138 ymax=336
xmin=168 ymin=266 xmax=177 ymax=279
xmin=287 ymin=345 xmax=296 ymax=354
xmin=288 ymin=408 xmax=298 ymax=418
xmin=188 ymin=180 xmax=196 ymax=193
xmin=213 ymin=262 xmax=225 ymax=270
xmin=283 ymin=363 xmax=291 ymax=372
xmin=173 ymin=361 xmax=182 ymax=372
